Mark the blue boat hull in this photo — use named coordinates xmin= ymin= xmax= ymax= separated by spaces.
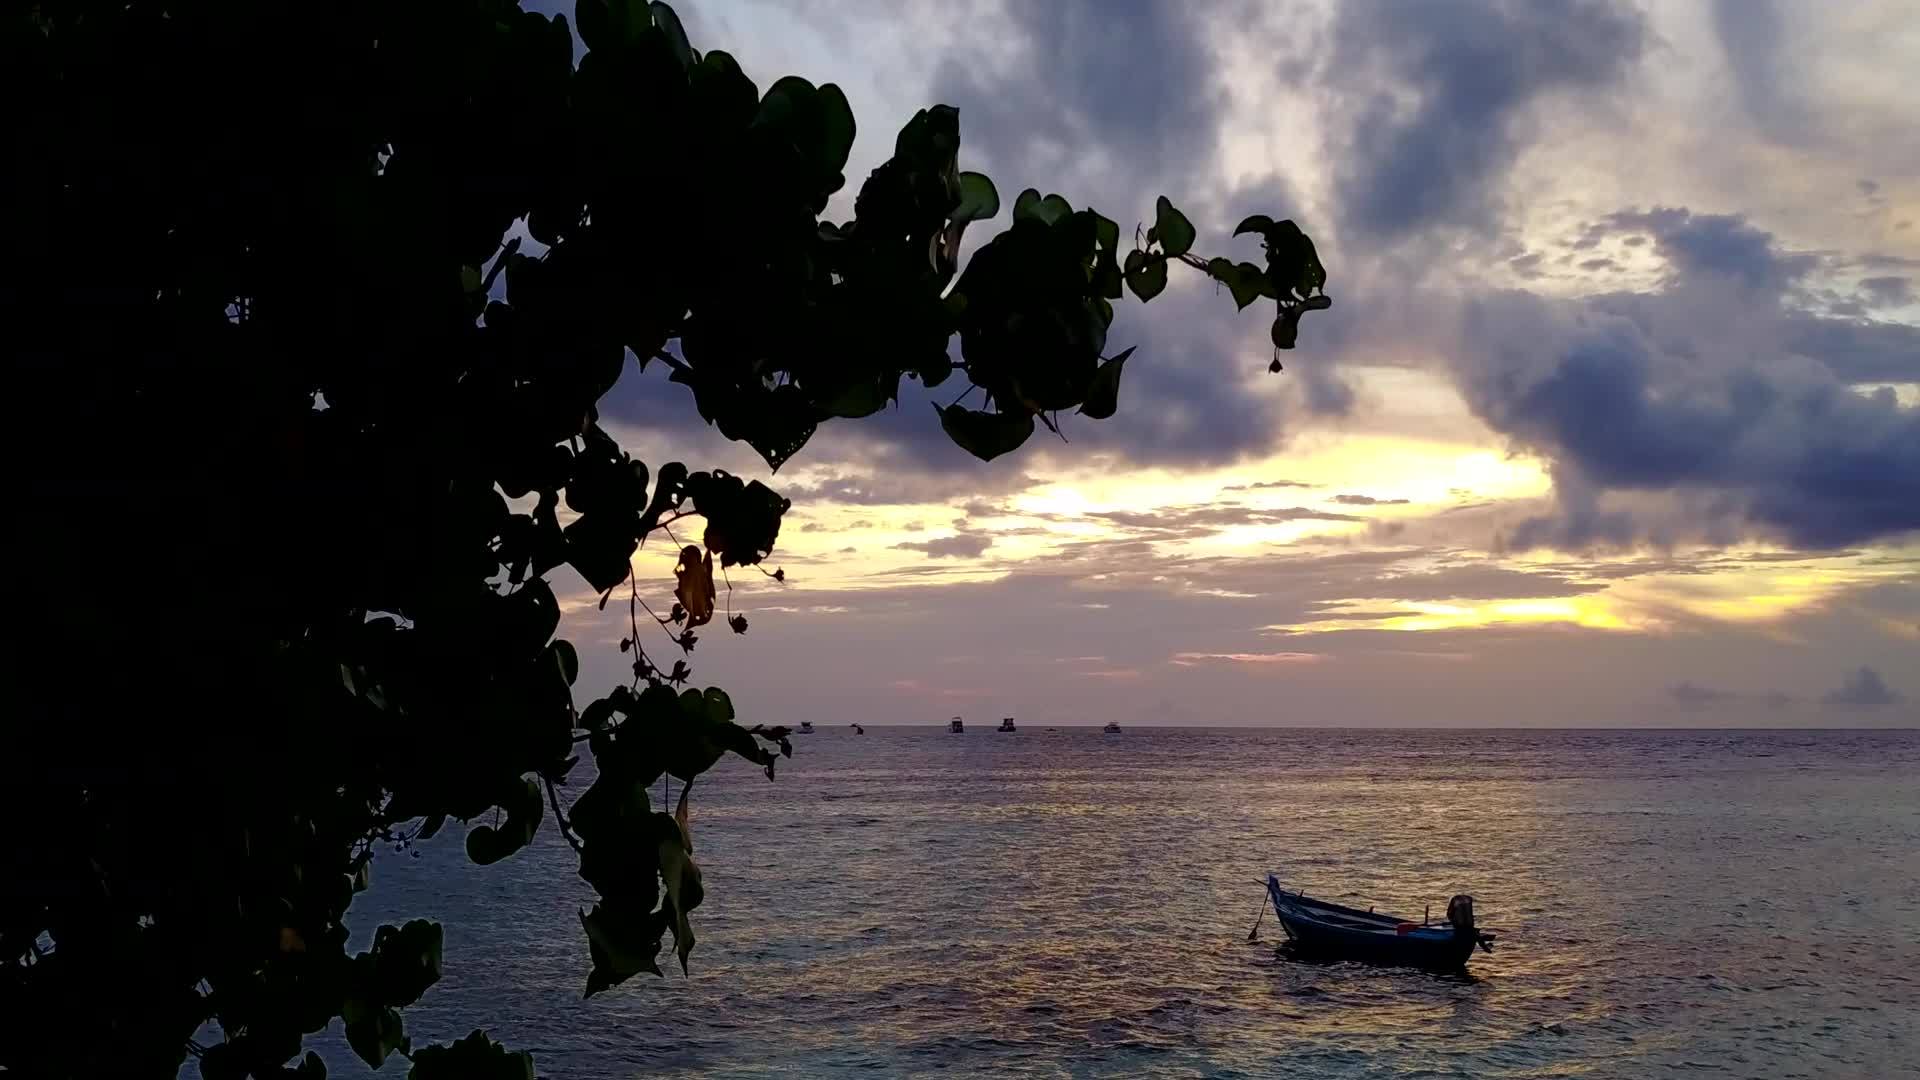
xmin=1265 ymin=876 xmax=1483 ymax=969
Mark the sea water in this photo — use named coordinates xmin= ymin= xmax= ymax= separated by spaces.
xmin=304 ymin=727 xmax=1920 ymax=1079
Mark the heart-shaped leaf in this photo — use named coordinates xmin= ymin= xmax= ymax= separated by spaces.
xmin=1077 ymin=346 xmax=1136 ymax=420
xmin=936 ymin=404 xmax=1036 ymax=461
xmin=1155 ymin=196 xmax=1195 ymax=258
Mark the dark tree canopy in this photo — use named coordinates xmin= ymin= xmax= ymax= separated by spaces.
xmin=0 ymin=1 xmax=1328 ymax=1076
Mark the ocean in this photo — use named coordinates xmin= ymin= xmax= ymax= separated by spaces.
xmin=309 ymin=727 xmax=1920 ymax=1079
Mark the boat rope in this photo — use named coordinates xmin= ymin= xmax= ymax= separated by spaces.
xmin=1246 ymin=890 xmax=1268 ymax=942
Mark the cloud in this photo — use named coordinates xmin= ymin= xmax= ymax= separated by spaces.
xmin=1668 ymin=681 xmax=1735 ymax=709
xmin=1667 ymin=681 xmax=1798 ymax=710
xmin=1332 ymin=494 xmax=1411 ymax=506
xmin=1858 ymin=276 xmax=1914 ymax=309
xmin=1223 ymin=480 xmax=1316 ymax=491
xmin=1711 ymin=0 xmax=1807 ymax=143
xmin=1605 ymin=207 xmax=1815 ymax=292
xmin=1323 ymin=0 xmax=1647 ymax=240
xmin=1821 ymin=666 xmax=1903 ymax=707
xmin=1171 ymin=651 xmax=1325 ymax=666
xmin=929 ymin=1 xmax=1219 ymax=212
xmin=893 ymin=533 xmax=994 ymax=559
xmin=1083 ymin=503 xmax=1362 ymax=539
xmin=783 ymin=467 xmax=1039 ymax=506
xmin=1780 ymin=315 xmax=1920 ymax=383
xmin=1452 ymin=213 xmax=1920 ymax=550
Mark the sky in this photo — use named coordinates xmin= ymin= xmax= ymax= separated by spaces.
xmin=558 ymin=0 xmax=1919 ymax=727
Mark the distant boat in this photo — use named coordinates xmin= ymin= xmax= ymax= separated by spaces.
xmin=997 ymin=717 xmax=1016 ymax=732
xmin=797 ymin=721 xmax=815 ymax=734
xmin=948 ymin=716 xmax=964 ymax=734
xmin=1260 ymin=875 xmax=1494 ymax=969
xmin=850 ymin=723 xmax=865 ymax=735
xmin=1102 ymin=721 xmax=1121 ymax=733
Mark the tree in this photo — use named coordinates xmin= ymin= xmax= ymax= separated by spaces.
xmin=0 ymin=1 xmax=1329 ymax=1076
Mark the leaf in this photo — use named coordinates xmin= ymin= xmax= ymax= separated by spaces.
xmin=343 ymin=998 xmax=406 ymax=1070
xmin=1233 ymin=214 xmax=1276 ymax=238
xmin=576 ymin=0 xmax=650 ymax=52
xmin=563 ymin=512 xmax=638 ymax=593
xmin=673 ymin=545 xmax=716 ymax=628
xmin=1125 ymin=256 xmax=1168 ymax=302
xmin=1263 ymin=219 xmax=1327 ymax=298
xmin=1077 ymin=346 xmax=1135 ymax=420
xmin=951 ymin=171 xmax=1000 ymax=225
xmin=822 ymin=376 xmax=889 ymax=419
xmin=1011 ymin=188 xmax=1042 ymax=223
xmin=1271 ymin=305 xmax=1306 ymax=351
xmin=1037 ymin=193 xmax=1074 ymax=226
xmin=649 ymin=2 xmax=692 ymax=69
xmin=549 ymin=639 xmax=579 ymax=686
xmin=656 ymin=812 xmax=704 ymax=973
xmin=465 ymin=779 xmax=543 ymax=865
xmin=365 ymin=919 xmax=444 ymax=1008
xmin=674 ymin=776 xmax=694 ymax=850
xmin=1155 ymin=196 xmax=1196 ymax=258
xmin=408 ymin=1030 xmax=536 ymax=1080
xmin=1205 ymin=257 xmax=1269 ymax=310
xmin=814 ymin=82 xmax=856 ymax=176
xmin=935 ymin=404 xmax=1035 ymax=462
xmin=1270 ymin=293 xmax=1333 ymax=351
xmin=580 ymin=902 xmax=666 ymax=995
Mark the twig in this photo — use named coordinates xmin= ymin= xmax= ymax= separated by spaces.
xmin=544 ymin=776 xmax=584 ymax=854
xmin=635 ymin=595 xmax=682 ymax=645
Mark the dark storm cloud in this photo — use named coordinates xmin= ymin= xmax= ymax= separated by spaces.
xmin=1454 ymin=204 xmax=1920 ymax=551
xmin=1858 ymin=276 xmax=1914 ymax=309
xmin=1821 ymin=666 xmax=1903 ymax=707
xmin=1779 ymin=316 xmax=1920 ymax=384
xmin=1605 ymin=208 xmax=1815 ymax=292
xmin=1471 ymin=311 xmax=1920 ymax=548
xmin=1324 ymin=0 xmax=1646 ymax=240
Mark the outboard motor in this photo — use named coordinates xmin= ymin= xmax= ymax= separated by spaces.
xmin=1445 ymin=894 xmax=1475 ymax=932
xmin=1447 ymin=894 xmax=1496 ymax=953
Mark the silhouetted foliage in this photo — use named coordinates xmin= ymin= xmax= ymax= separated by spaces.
xmin=0 ymin=1 xmax=1328 ymax=1076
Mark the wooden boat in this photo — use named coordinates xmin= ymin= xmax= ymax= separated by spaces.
xmin=1262 ymin=875 xmax=1494 ymax=968
xmin=997 ymin=717 xmax=1016 ymax=732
